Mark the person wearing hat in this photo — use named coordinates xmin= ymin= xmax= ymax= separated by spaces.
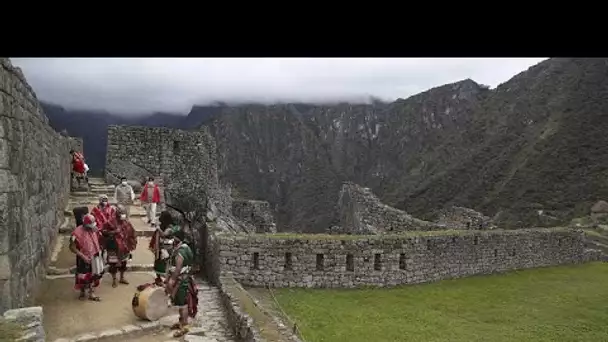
xmin=149 ymin=211 xmax=182 ymax=286
xmin=101 ymin=205 xmax=137 ymax=288
xmin=165 ymin=229 xmax=198 ymax=338
xmin=91 ymin=194 xmax=116 ymax=230
xmin=91 ymin=194 xmax=116 ymax=259
xmin=69 ymin=214 xmax=104 ymax=301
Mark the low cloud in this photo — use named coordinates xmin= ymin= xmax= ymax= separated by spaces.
xmin=10 ymin=58 xmax=547 ymax=115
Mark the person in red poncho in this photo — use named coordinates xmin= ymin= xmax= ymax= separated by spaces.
xmin=101 ymin=205 xmax=137 ymax=288
xmin=90 ymin=194 xmax=116 ymax=258
xmin=140 ymin=177 xmax=162 ymax=227
xmin=70 ymin=149 xmax=87 ymax=188
xmin=69 ymin=214 xmax=104 ymax=301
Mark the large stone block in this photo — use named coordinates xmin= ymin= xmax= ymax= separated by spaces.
xmin=0 ymin=255 xmax=10 ymax=280
xmin=0 ymin=138 xmax=8 ymax=169
xmin=0 ymin=59 xmax=74 ymax=311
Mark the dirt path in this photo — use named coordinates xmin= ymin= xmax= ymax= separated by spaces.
xmin=39 ymin=178 xmax=237 ymax=342
xmin=36 ymin=272 xmax=163 ymax=340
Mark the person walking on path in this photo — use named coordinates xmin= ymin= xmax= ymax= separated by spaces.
xmin=101 ymin=205 xmax=137 ymax=288
xmin=69 ymin=214 xmax=104 ymax=301
xmin=140 ymin=177 xmax=162 ymax=227
xmin=114 ymin=176 xmax=135 ymax=218
xmin=70 ymin=149 xmax=88 ymax=188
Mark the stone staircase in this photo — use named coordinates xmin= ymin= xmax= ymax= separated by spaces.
xmin=51 ymin=178 xmax=157 ymax=276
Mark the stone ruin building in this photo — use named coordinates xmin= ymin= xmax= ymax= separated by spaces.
xmin=591 ymin=200 xmax=608 ymax=222
xmin=330 ymin=182 xmax=439 ymax=234
xmin=329 ymin=183 xmax=495 ymax=234
xmin=1 ymin=57 xmax=607 ymax=341
xmin=231 ymin=199 xmax=277 ymax=233
xmin=436 ymin=206 xmax=494 ymax=230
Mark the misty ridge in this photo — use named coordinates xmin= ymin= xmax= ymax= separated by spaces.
xmin=40 ymin=58 xmax=608 ymax=233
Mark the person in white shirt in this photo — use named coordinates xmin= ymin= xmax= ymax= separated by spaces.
xmin=113 ymin=176 xmax=135 ymax=218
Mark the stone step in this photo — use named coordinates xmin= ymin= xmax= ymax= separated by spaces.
xmin=63 ymin=210 xmax=151 ymax=221
xmin=47 ymin=263 xmax=154 ymax=276
xmin=51 ymin=319 xmax=164 ymax=342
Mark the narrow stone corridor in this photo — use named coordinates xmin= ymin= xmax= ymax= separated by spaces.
xmin=40 ymin=178 xmax=236 ymax=342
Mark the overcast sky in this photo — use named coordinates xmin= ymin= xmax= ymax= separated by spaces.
xmin=11 ymin=58 xmax=547 ymax=115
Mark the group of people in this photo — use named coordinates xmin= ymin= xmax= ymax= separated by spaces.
xmin=68 ymin=172 xmax=198 ymax=338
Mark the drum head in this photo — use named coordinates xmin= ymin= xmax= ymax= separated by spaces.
xmin=132 ymin=286 xmax=169 ymax=321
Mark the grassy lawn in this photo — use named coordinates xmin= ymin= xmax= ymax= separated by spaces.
xmin=273 ymin=262 xmax=608 ymax=342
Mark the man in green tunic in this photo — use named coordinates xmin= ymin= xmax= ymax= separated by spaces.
xmin=165 ymin=229 xmax=198 ymax=338
xmin=149 ymin=211 xmax=182 ymax=286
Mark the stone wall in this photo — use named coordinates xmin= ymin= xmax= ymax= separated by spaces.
xmin=334 ymin=182 xmax=438 ymax=234
xmin=0 ymin=58 xmax=77 ymax=312
xmin=436 ymin=206 xmax=494 ymax=230
xmin=2 ymin=306 xmax=45 ymax=341
xmin=215 ymin=228 xmax=587 ymax=288
xmin=232 ymin=199 xmax=277 ymax=233
xmin=105 ymin=125 xmax=229 ymax=211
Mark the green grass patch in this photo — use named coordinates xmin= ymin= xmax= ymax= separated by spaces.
xmin=273 ymin=262 xmax=608 ymax=342
xmin=0 ymin=320 xmax=22 ymax=342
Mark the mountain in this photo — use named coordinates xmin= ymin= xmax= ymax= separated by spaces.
xmin=41 ymin=103 xmax=185 ymax=174
xmin=42 ymin=58 xmax=608 ymax=232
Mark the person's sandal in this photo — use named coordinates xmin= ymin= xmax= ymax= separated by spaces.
xmin=173 ymin=327 xmax=189 ymax=338
xmin=88 ymin=295 xmax=101 ymax=301
xmin=170 ymin=323 xmax=181 ymax=330
xmin=119 ymin=279 xmax=130 ymax=285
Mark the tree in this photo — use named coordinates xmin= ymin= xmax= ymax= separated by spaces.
xmin=164 ymin=182 xmax=210 ymax=275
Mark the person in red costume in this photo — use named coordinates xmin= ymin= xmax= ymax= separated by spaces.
xmin=70 ymin=149 xmax=87 ymax=188
xmin=90 ymin=194 xmax=115 ymax=258
xmin=101 ymin=205 xmax=137 ymax=288
xmin=90 ymin=195 xmax=115 ymax=229
xmin=69 ymin=214 xmax=104 ymax=301
xmin=140 ymin=177 xmax=162 ymax=227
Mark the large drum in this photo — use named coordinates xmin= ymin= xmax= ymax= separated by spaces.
xmin=132 ymin=285 xmax=169 ymax=321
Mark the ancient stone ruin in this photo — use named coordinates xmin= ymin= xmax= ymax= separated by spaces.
xmin=591 ymin=200 xmax=608 ymax=222
xmin=1 ymin=56 xmax=607 ymax=342
xmin=436 ymin=206 xmax=494 ymax=230
xmin=331 ymin=182 xmax=438 ymax=234
xmin=231 ymin=199 xmax=277 ymax=233
xmin=0 ymin=58 xmax=80 ymax=312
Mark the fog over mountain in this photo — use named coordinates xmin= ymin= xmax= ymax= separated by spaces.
xmin=11 ymin=58 xmax=546 ymax=114
xmin=16 ymin=57 xmax=606 ymax=235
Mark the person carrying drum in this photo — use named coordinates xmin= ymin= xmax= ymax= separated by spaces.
xmin=101 ymin=205 xmax=137 ymax=288
xmin=165 ymin=229 xmax=198 ymax=338
xmin=149 ymin=211 xmax=182 ymax=286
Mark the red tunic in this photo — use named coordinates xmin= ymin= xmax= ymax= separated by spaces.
xmin=102 ymin=218 xmax=137 ymax=254
xmin=140 ymin=184 xmax=161 ymax=203
xmin=91 ymin=205 xmax=116 ymax=230
xmin=72 ymin=152 xmax=86 ymax=174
